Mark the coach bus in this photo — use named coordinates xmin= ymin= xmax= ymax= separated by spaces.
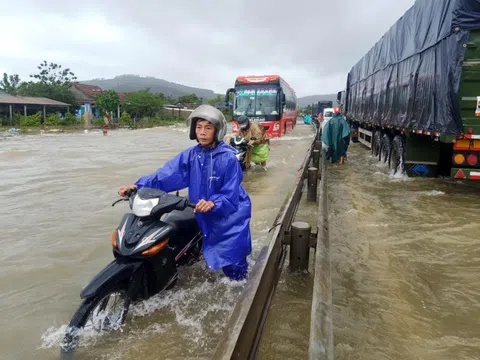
xmin=225 ymin=75 xmax=297 ymax=138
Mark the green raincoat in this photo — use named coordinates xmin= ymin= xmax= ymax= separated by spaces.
xmin=321 ymin=114 xmax=351 ymax=162
xmin=251 ymin=143 xmax=269 ymax=163
xmin=237 ymin=121 xmax=270 ymax=166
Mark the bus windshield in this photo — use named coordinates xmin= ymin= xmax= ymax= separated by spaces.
xmin=234 ymin=86 xmax=280 ymax=116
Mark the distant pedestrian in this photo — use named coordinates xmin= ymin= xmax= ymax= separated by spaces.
xmin=321 ymin=107 xmax=350 ymax=164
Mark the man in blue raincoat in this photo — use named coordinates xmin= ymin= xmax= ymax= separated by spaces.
xmin=321 ymin=107 xmax=351 ymax=164
xmin=118 ymin=105 xmax=252 ymax=281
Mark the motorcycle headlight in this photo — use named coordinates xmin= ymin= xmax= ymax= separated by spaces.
xmin=132 ymin=195 xmax=159 ymax=217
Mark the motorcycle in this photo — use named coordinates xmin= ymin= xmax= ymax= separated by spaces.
xmin=61 ymin=188 xmax=202 ymax=353
xmin=229 ymin=136 xmax=255 ymax=171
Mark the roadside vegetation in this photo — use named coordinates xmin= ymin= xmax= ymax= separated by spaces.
xmin=1 ymin=61 xmax=232 ymax=134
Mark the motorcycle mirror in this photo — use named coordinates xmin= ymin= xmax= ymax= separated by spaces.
xmin=112 ymin=198 xmax=128 ymax=207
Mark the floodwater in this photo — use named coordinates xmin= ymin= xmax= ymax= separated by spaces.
xmin=330 ymin=144 xmax=480 ymax=360
xmin=0 ymin=122 xmax=314 ymax=360
xmin=257 ymin=191 xmax=317 ymax=360
xmin=258 ymin=142 xmax=480 ymax=360
xmin=3 ymin=124 xmax=479 ymax=360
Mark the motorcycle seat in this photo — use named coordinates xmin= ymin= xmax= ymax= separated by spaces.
xmin=161 ymin=207 xmax=198 ymax=233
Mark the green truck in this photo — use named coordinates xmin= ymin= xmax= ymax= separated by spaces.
xmin=338 ymin=0 xmax=480 ymax=180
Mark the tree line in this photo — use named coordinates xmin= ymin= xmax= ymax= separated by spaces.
xmin=0 ymin=61 xmax=230 ymax=127
xmin=0 ymin=61 xmax=79 ymax=107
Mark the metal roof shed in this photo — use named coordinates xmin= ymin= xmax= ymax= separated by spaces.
xmin=0 ymin=96 xmax=71 ymax=124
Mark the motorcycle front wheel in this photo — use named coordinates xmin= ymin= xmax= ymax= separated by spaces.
xmin=61 ymin=288 xmax=130 ymax=353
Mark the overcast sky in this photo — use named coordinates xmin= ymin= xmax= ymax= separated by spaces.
xmin=0 ymin=0 xmax=414 ymax=97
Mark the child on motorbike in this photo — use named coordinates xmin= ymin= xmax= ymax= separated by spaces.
xmin=118 ymin=105 xmax=252 ymax=281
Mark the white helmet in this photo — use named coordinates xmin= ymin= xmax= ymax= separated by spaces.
xmin=187 ymin=104 xmax=227 ymax=143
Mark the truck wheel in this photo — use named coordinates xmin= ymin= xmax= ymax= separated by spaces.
xmin=372 ymin=131 xmax=382 ymax=159
xmin=389 ymin=135 xmax=405 ymax=174
xmin=380 ymin=134 xmax=391 ymax=163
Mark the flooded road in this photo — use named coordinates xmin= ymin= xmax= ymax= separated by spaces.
xmin=258 ymin=142 xmax=480 ymax=360
xmin=3 ymin=125 xmax=479 ymax=360
xmin=330 ymin=144 xmax=480 ymax=360
xmin=0 ymin=123 xmax=313 ymax=360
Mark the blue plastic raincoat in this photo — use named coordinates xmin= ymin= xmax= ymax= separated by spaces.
xmin=135 ymin=142 xmax=252 ymax=271
xmin=321 ymin=114 xmax=351 ymax=163
xmin=303 ymin=115 xmax=312 ymax=124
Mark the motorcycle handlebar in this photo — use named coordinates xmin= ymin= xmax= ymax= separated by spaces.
xmin=118 ymin=187 xmax=196 ymax=209
xmin=126 ymin=188 xmax=137 ymax=197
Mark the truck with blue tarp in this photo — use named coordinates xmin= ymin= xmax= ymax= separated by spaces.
xmin=337 ymin=0 xmax=480 ymax=180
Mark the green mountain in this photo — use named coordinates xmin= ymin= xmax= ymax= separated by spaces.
xmin=80 ymin=74 xmax=337 ymax=107
xmin=80 ymin=74 xmax=217 ymax=100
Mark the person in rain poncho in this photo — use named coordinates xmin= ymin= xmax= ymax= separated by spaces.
xmin=321 ymin=107 xmax=351 ymax=164
xmin=118 ymin=105 xmax=252 ymax=281
xmin=303 ymin=114 xmax=312 ymax=125
xmin=235 ymin=115 xmax=270 ymax=169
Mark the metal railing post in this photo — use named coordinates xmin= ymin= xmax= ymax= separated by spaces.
xmin=289 ymin=221 xmax=311 ymax=271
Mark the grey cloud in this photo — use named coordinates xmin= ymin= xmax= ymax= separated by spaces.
xmin=2 ymin=0 xmax=414 ymax=96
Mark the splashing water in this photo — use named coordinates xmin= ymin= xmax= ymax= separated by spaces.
xmin=40 ymin=263 xmax=247 ymax=353
xmin=421 ymin=190 xmax=445 ymax=196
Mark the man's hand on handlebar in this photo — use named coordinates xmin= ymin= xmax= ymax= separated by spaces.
xmin=194 ymin=199 xmax=214 ymax=213
xmin=118 ymin=185 xmax=137 ymax=198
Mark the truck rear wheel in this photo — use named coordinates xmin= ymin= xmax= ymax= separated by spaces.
xmin=389 ymin=135 xmax=405 ymax=174
xmin=380 ymin=134 xmax=392 ymax=163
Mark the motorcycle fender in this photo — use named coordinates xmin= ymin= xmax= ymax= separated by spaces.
xmin=80 ymin=260 xmax=143 ymax=299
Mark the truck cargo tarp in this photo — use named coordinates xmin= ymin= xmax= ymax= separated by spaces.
xmin=346 ymin=0 xmax=480 ymax=135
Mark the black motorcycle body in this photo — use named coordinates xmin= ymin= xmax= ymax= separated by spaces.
xmin=62 ymin=188 xmax=202 ymax=352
